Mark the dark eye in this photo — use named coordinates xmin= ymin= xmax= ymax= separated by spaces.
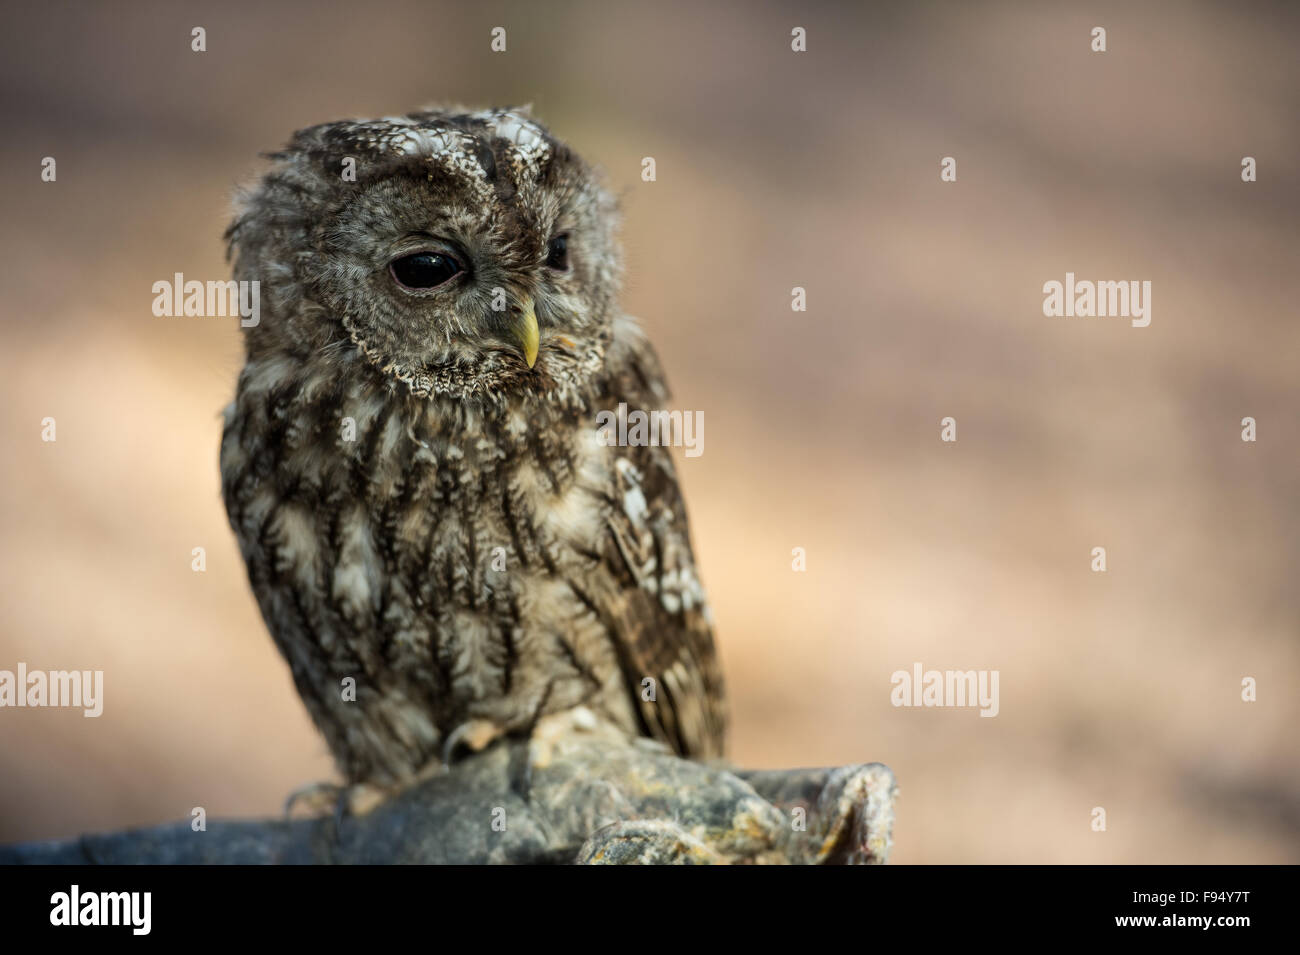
xmin=546 ymin=234 xmax=569 ymax=271
xmin=389 ymin=252 xmax=462 ymax=290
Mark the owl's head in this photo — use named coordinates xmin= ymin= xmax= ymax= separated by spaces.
xmin=227 ymin=106 xmax=622 ymax=402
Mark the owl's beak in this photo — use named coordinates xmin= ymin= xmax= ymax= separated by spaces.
xmin=510 ymin=300 xmax=540 ymax=369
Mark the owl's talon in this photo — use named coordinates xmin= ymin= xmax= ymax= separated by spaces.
xmin=441 ymin=718 xmax=506 ymax=768
xmin=528 ymin=705 xmax=626 ymax=770
xmin=284 ymin=780 xmax=387 ymax=820
xmin=284 ymin=781 xmax=342 ymax=819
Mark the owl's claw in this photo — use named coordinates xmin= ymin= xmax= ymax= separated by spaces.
xmin=283 ymin=780 xmax=387 ymax=821
xmin=441 ymin=718 xmax=507 ymax=768
xmin=528 ymin=705 xmax=627 ymax=770
xmin=284 ymin=780 xmax=338 ymax=819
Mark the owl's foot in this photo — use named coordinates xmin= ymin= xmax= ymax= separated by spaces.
xmin=286 ymin=727 xmax=502 ymax=824
xmin=528 ymin=705 xmax=629 ymax=770
xmin=441 ymin=718 xmax=508 ymax=768
xmin=283 ymin=779 xmax=388 ymax=821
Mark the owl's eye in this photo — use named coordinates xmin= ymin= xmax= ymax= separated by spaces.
xmin=546 ymin=234 xmax=569 ymax=271
xmin=389 ymin=252 xmax=462 ymax=290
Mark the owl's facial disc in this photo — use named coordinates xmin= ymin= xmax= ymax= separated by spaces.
xmin=250 ymin=109 xmax=624 ymax=400
xmin=385 ymin=246 xmax=541 ymax=369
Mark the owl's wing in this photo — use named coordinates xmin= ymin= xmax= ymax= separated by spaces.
xmin=586 ymin=317 xmax=727 ymax=758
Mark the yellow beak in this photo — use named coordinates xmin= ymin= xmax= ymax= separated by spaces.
xmin=511 ymin=300 xmax=539 ymax=369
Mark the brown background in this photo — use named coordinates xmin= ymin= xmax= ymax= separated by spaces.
xmin=1 ymin=0 xmax=1296 ymax=862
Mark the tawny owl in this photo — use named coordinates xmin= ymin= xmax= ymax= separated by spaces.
xmin=220 ymin=106 xmax=725 ymax=789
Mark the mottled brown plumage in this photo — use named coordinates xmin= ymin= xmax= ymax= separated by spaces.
xmin=220 ymin=107 xmax=724 ymax=786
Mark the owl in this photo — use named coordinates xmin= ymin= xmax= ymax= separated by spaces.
xmin=220 ymin=106 xmax=725 ymax=791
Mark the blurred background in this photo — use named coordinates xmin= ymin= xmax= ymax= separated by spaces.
xmin=1 ymin=0 xmax=1296 ymax=863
